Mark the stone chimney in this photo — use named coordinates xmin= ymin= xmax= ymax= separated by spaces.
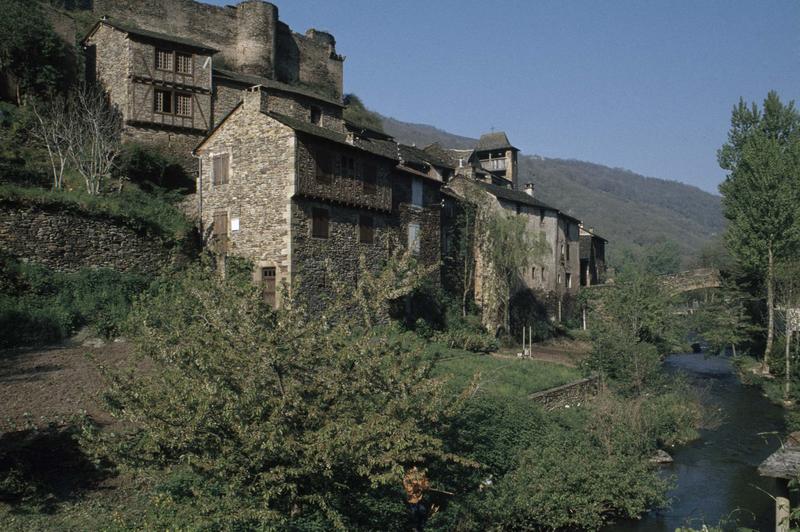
xmin=243 ymin=85 xmax=269 ymax=114
xmin=525 ymin=182 xmax=535 ymax=197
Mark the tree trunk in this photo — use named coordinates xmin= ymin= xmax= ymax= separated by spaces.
xmin=785 ymin=328 xmax=792 ymax=402
xmin=764 ymin=245 xmax=775 ymax=374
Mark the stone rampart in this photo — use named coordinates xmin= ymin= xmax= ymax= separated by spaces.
xmin=0 ymin=202 xmax=182 ymax=275
xmin=529 ymin=375 xmax=600 ymax=411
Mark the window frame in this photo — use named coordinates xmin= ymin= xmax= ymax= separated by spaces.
xmin=153 ymin=88 xmax=173 ymax=114
xmin=176 ymin=52 xmax=194 ymax=75
xmin=155 ymin=48 xmax=174 ymax=72
xmin=175 ymin=92 xmax=193 ymax=118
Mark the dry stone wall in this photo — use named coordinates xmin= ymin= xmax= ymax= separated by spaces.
xmin=0 ymin=203 xmax=178 ymax=275
xmin=529 ymin=375 xmax=600 ymax=411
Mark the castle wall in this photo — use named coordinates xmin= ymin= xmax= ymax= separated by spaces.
xmin=90 ymin=0 xmax=343 ymax=97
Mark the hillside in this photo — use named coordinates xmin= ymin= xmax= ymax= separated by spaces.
xmin=381 ymin=115 xmax=725 ymax=265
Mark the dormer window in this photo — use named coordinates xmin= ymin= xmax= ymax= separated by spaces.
xmin=156 ymin=49 xmax=174 ymax=71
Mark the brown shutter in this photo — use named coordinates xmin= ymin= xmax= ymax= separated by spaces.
xmin=312 ymin=208 xmax=329 ymax=238
xmin=262 ymin=267 xmax=276 ymax=308
xmin=359 ymin=215 xmax=374 ymax=244
xmin=213 ymin=154 xmax=229 ymax=185
xmin=213 ymin=211 xmax=228 ymax=236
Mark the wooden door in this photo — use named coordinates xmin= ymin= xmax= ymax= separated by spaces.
xmin=262 ymin=267 xmax=276 ymax=308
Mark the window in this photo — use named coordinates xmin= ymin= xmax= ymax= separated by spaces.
xmin=212 ymin=153 xmax=229 ymax=185
xmin=213 ymin=211 xmax=228 ymax=237
xmin=560 ymin=243 xmax=565 ymax=259
xmin=541 ymin=268 xmax=545 ymax=282
xmin=363 ymin=163 xmax=377 ymax=194
xmin=539 ymin=210 xmax=545 ymax=225
xmin=359 ymin=215 xmax=374 ymax=244
xmin=176 ymin=93 xmax=192 ymax=117
xmin=155 ymin=49 xmax=173 ymax=71
xmin=565 ymin=242 xmax=570 ymax=261
xmin=312 ymin=208 xmax=329 ymax=238
xmin=176 ymin=52 xmax=193 ymax=74
xmin=412 ymin=177 xmax=423 ymax=207
xmin=154 ymin=89 xmax=172 ymax=113
xmin=310 ymin=106 xmax=322 ymax=126
xmin=408 ymin=222 xmax=420 ymax=255
xmin=557 ymin=273 xmax=562 ymax=286
xmin=531 ymin=266 xmax=536 ymax=279
xmin=341 ymin=155 xmax=355 ymax=179
xmin=566 ymin=272 xmax=572 ymax=288
xmin=316 ymin=150 xmax=333 ymax=184
xmin=262 ymin=267 xmax=276 ymax=308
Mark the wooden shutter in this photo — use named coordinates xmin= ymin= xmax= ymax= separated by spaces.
xmin=312 ymin=208 xmax=329 ymax=238
xmin=262 ymin=267 xmax=276 ymax=308
xmin=359 ymin=215 xmax=374 ymax=244
xmin=213 ymin=154 xmax=229 ymax=185
xmin=412 ymin=177 xmax=423 ymax=207
xmin=213 ymin=211 xmax=228 ymax=236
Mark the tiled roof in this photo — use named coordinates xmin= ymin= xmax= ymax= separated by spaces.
xmin=475 ymin=131 xmax=517 ymax=152
xmin=214 ymin=67 xmax=343 ymax=107
xmin=86 ymin=20 xmax=219 ymax=53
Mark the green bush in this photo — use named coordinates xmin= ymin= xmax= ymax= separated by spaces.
xmin=0 ymin=254 xmax=150 ymax=348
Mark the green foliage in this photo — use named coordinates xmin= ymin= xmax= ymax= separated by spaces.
xmin=0 ymin=0 xmax=70 ymax=100
xmin=116 ymin=142 xmax=194 ymax=192
xmin=84 ymin=260 xmax=469 ymax=529
xmin=342 ymin=94 xmax=384 ymax=132
xmin=584 ymin=268 xmax=684 ymax=395
xmin=0 ymin=254 xmax=150 ymax=347
xmin=0 ymin=183 xmax=192 ymax=241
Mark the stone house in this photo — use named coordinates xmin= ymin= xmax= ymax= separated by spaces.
xmin=579 ymin=224 xmax=607 ymax=286
xmin=193 ymin=87 xmax=443 ymax=309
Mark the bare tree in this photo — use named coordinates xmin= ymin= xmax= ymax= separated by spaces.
xmin=30 ymin=97 xmax=70 ymax=190
xmin=776 ymin=261 xmax=800 ymax=402
xmin=66 ymin=84 xmax=123 ymax=195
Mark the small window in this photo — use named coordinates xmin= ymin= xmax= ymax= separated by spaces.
xmin=155 ymin=49 xmax=174 ymax=71
xmin=566 ymin=242 xmax=570 ymax=261
xmin=212 ymin=153 xmax=229 ymax=185
xmin=539 ymin=210 xmax=545 ymax=225
xmin=316 ymin=150 xmax=333 ymax=184
xmin=262 ymin=267 xmax=276 ymax=308
xmin=176 ymin=52 xmax=193 ymax=74
xmin=213 ymin=211 xmax=228 ymax=236
xmin=541 ymin=268 xmax=545 ymax=282
xmin=359 ymin=215 xmax=374 ymax=244
xmin=531 ymin=266 xmax=536 ymax=279
xmin=154 ymin=89 xmax=172 ymax=113
xmin=341 ymin=155 xmax=355 ymax=179
xmin=310 ymin=106 xmax=322 ymax=126
xmin=560 ymin=243 xmax=565 ymax=259
xmin=566 ymin=272 xmax=572 ymax=288
xmin=408 ymin=222 xmax=421 ymax=255
xmin=363 ymin=163 xmax=377 ymax=194
xmin=412 ymin=177 xmax=423 ymax=207
xmin=312 ymin=207 xmax=329 ymax=239
xmin=558 ymin=273 xmax=562 ymax=286
xmin=176 ymin=93 xmax=192 ymax=117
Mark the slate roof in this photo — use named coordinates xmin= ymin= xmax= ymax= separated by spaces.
xmin=214 ymin=67 xmax=343 ymax=107
xmin=475 ymin=179 xmax=557 ymax=211
xmin=84 ymin=20 xmax=219 ymax=53
xmin=475 ymin=131 xmax=518 ymax=152
xmin=423 ymin=143 xmax=459 ymax=168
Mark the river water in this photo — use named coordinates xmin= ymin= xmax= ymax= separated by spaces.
xmin=607 ymin=353 xmax=786 ymax=531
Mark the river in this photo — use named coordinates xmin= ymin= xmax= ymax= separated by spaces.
xmin=608 ymin=353 xmax=786 ymax=531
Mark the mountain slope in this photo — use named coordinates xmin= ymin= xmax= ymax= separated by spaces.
xmin=382 ymin=116 xmax=724 ymax=265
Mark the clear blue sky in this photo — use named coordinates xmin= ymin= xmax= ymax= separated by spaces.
xmin=209 ymin=0 xmax=799 ymax=194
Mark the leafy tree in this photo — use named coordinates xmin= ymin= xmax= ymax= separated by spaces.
xmin=85 ymin=257 xmax=470 ymax=529
xmin=0 ymin=0 xmax=67 ymax=102
xmin=718 ymin=91 xmax=800 ymax=373
xmin=775 ymin=260 xmax=800 ymax=400
xmin=342 ymin=93 xmax=384 ymax=132
xmin=690 ymin=277 xmax=758 ymax=357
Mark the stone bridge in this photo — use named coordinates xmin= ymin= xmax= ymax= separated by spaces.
xmin=661 ymin=268 xmax=722 ymax=295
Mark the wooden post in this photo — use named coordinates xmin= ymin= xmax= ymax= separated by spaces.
xmin=522 ymin=326 xmax=526 ymax=357
xmin=777 ymin=479 xmax=790 ymax=532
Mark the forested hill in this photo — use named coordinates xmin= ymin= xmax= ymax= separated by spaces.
xmin=381 ymin=115 xmax=725 ymax=265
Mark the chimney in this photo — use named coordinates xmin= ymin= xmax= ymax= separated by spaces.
xmin=525 ymin=182 xmax=535 ymax=197
xmin=243 ymin=85 xmax=269 ymax=114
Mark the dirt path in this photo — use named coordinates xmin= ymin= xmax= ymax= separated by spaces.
xmin=493 ymin=337 xmax=591 ymax=367
xmin=0 ymin=340 xmax=132 ymax=432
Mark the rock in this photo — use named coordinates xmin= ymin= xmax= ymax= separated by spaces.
xmin=82 ymin=337 xmax=105 ymax=348
xmin=650 ymin=449 xmax=674 ymax=464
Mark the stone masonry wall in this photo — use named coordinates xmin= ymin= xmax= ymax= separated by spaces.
xmin=0 ymin=203 xmax=176 ymax=275
xmin=87 ymin=24 xmax=131 ymax=119
xmin=196 ymin=100 xmax=296 ymax=296
xmin=529 ymin=376 xmax=600 ymax=411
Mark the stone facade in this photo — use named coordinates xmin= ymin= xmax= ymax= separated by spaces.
xmin=529 ymin=375 xmax=600 ymax=411
xmin=89 ymin=0 xmax=343 ymax=98
xmin=0 ymin=203 xmax=178 ymax=275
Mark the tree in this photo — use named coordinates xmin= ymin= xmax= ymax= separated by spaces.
xmin=342 ymin=94 xmax=384 ymax=133
xmin=690 ymin=277 xmax=757 ymax=358
xmin=66 ymin=84 xmax=123 ymax=195
xmin=775 ymin=261 xmax=800 ymax=401
xmin=718 ymin=91 xmax=800 ymax=373
xmin=85 ymin=256 xmax=471 ymax=529
xmin=30 ymin=96 xmax=70 ymax=189
xmin=0 ymin=0 xmax=67 ymax=102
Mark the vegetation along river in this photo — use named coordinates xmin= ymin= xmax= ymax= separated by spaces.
xmin=608 ymin=353 xmax=785 ymax=531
